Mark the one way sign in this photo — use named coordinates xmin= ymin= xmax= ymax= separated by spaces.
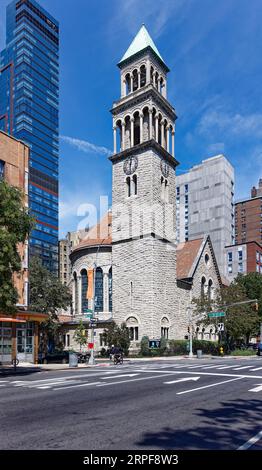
xmin=217 ymin=323 xmax=224 ymax=332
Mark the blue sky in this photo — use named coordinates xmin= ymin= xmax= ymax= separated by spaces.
xmin=1 ymin=0 xmax=262 ymax=237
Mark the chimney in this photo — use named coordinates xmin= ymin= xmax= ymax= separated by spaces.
xmin=251 ymin=186 xmax=257 ymax=198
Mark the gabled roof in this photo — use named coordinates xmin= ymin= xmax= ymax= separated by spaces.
xmin=119 ymin=25 xmax=167 ymax=69
xmin=72 ymin=212 xmax=112 ymax=253
xmin=176 ymin=236 xmax=222 ymax=285
xmin=176 ymin=238 xmax=204 ymax=279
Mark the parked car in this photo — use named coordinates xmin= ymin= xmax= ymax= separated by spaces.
xmin=38 ymin=350 xmax=70 ymax=364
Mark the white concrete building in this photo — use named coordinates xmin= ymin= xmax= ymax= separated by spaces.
xmin=176 ymin=155 xmax=235 ymax=277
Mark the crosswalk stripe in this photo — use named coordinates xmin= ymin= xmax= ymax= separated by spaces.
xmin=233 ymin=366 xmax=253 ymax=370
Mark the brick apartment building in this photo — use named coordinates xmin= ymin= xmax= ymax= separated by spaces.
xmin=235 ymin=179 xmax=262 ymax=245
xmin=0 ymin=131 xmax=47 ymax=363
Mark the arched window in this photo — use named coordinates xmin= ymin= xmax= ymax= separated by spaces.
xmin=125 ymin=73 xmax=131 ymax=94
xmin=126 ymin=316 xmax=139 ymax=341
xmin=201 ymin=276 xmax=206 ymax=300
xmin=133 ymin=69 xmax=138 ymax=91
xmin=108 ymin=267 xmax=112 ymax=312
xmin=81 ymin=269 xmax=88 ymax=313
xmin=208 ymin=279 xmax=213 ymax=300
xmin=140 ymin=65 xmax=146 ymax=87
xmin=126 ymin=177 xmax=131 ymax=197
xmin=133 ymin=111 xmax=140 ymax=145
xmin=132 ymin=174 xmax=137 ymax=195
xmin=95 ymin=267 xmax=103 ymax=312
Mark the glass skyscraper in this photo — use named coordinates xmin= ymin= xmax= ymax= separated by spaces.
xmin=0 ymin=0 xmax=59 ymax=273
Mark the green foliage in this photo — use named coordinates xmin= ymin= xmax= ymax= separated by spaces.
xmin=140 ymin=336 xmax=150 ymax=356
xmin=0 ymin=180 xmax=34 ymax=313
xmin=168 ymin=340 xmax=188 ymax=355
xmin=230 ymin=349 xmax=255 ymax=356
xmin=102 ymin=321 xmax=130 ymax=356
xmin=160 ymin=336 xmax=168 ymax=355
xmin=29 ymin=256 xmax=72 ymax=353
xmin=73 ymin=320 xmax=87 ymax=350
xmin=193 ymin=277 xmax=261 ymax=351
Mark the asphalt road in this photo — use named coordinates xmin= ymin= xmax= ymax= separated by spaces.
xmin=1 ymin=358 xmax=262 ymax=450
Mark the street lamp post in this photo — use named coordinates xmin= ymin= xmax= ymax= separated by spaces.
xmin=187 ymin=306 xmax=193 ymax=358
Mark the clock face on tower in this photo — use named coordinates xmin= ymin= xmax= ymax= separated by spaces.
xmin=123 ymin=155 xmax=138 ymax=175
xmin=160 ymin=158 xmax=169 ymax=178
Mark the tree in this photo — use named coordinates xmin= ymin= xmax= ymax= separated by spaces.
xmin=0 ymin=180 xmax=34 ymax=313
xmin=102 ymin=321 xmax=130 ymax=356
xmin=193 ymin=279 xmax=260 ymax=350
xmin=29 ymin=257 xmax=72 ymax=352
xmin=236 ymin=273 xmax=262 ymax=316
xmin=73 ymin=319 xmax=87 ymax=351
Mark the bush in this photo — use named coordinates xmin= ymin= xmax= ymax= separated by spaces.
xmin=140 ymin=336 xmax=150 ymax=356
xmin=168 ymin=340 xmax=188 ymax=355
xmin=192 ymin=340 xmax=220 ymax=355
xmin=230 ymin=349 xmax=255 ymax=356
xmin=160 ymin=336 xmax=168 ymax=355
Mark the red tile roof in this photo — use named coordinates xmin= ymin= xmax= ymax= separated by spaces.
xmin=72 ymin=212 xmax=112 ymax=252
xmin=176 ymin=238 xmax=204 ymax=279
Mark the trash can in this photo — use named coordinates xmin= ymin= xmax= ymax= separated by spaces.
xmin=197 ymin=349 xmax=202 ymax=359
xmin=69 ymin=352 xmax=78 ymax=367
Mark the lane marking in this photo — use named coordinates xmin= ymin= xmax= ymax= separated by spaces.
xmin=133 ymin=368 xmax=262 ymax=380
xmin=177 ymin=376 xmax=243 ymax=395
xmin=54 ymin=381 xmax=102 ymax=390
xmin=96 ymin=372 xmax=187 ymax=387
xmin=233 ymin=366 xmax=253 ymax=370
xmin=238 ymin=430 xmax=262 ymax=450
xmin=248 ymin=384 xmax=262 ymax=392
xmin=102 ymin=374 xmax=139 ymax=380
xmin=250 ymin=367 xmax=262 ymax=372
xmin=216 ymin=365 xmax=237 ymax=369
xmin=164 ymin=377 xmax=200 ymax=385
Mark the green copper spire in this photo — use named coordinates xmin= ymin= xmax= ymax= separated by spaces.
xmin=119 ymin=24 xmax=165 ymax=65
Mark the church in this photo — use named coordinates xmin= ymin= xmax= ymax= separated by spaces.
xmin=61 ymin=26 xmax=222 ymax=351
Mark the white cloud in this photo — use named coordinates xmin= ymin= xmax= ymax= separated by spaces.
xmin=198 ymin=111 xmax=262 ymax=139
xmin=206 ymin=142 xmax=225 ymax=155
xmin=60 ymin=135 xmax=112 ymax=156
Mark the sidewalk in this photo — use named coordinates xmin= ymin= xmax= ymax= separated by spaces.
xmin=1 ymin=353 xmax=258 ymax=374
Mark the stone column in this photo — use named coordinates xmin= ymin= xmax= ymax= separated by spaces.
xmin=72 ymin=277 xmax=76 ymax=315
xmin=77 ymin=275 xmax=82 ymax=315
xmin=146 ymin=59 xmax=150 ymax=84
xmin=121 ymin=76 xmax=126 ymax=97
xmin=130 ymin=74 xmax=133 ymax=93
xmin=139 ymin=113 xmax=143 ymax=144
xmin=149 ymin=109 xmax=153 ymax=140
xmin=161 ymin=121 xmax=165 ymax=148
xmin=138 ymin=71 xmax=141 ymax=89
xmin=157 ymin=78 xmax=161 ymax=93
xmin=104 ymin=272 xmax=109 ymax=315
xmin=131 ymin=117 xmax=134 ymax=147
xmin=163 ymin=80 xmax=167 ymax=98
xmin=172 ymin=130 xmax=175 ymax=157
xmin=155 ymin=115 xmax=159 ymax=143
xmin=153 ymin=72 xmax=156 ymax=88
xmin=166 ymin=127 xmax=170 ymax=153
xmin=121 ymin=122 xmax=126 ymax=151
xmin=113 ymin=126 xmax=117 ymax=154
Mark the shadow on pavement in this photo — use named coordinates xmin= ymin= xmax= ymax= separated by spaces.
xmin=0 ymin=366 xmax=41 ymax=377
xmin=136 ymin=398 xmax=262 ymax=450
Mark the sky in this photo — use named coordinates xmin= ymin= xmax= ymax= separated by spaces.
xmin=0 ymin=0 xmax=262 ymax=237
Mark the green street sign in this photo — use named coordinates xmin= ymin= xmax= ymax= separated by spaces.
xmin=208 ymin=311 xmax=225 ymax=318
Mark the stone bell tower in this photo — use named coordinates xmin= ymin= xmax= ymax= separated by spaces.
xmin=109 ymin=25 xmax=179 ymax=342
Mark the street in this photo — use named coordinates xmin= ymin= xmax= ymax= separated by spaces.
xmin=1 ymin=358 xmax=262 ymax=450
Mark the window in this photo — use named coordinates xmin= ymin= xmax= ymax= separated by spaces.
xmin=81 ymin=269 xmax=88 ymax=313
xmin=0 ymin=160 xmax=5 ymax=179
xmin=185 ymin=195 xmax=188 ymax=205
xmin=126 ymin=177 xmax=131 ymax=197
xmin=256 ymin=251 xmax=260 ymax=261
xmin=129 ymin=326 xmax=138 ymax=341
xmin=108 ymin=267 xmax=112 ymax=312
xmin=205 ymin=254 xmax=210 ymax=266
xmin=208 ymin=279 xmax=213 ymax=300
xmin=176 ymin=187 xmax=180 ymax=196
xmin=238 ymin=249 xmax=243 ymax=261
xmin=95 ymin=267 xmax=103 ymax=311
xmin=227 ymin=252 xmax=233 ymax=263
xmin=238 ymin=263 xmax=243 ymax=273
xmin=132 ymin=174 xmax=137 ymax=195
xmin=185 ymin=184 xmax=188 ymax=193
xmin=228 ymin=265 xmax=232 ymax=274
xmin=161 ymin=327 xmax=169 ymax=339
xmin=201 ymin=276 xmax=206 ymax=299
xmin=256 ymin=264 xmax=260 ymax=273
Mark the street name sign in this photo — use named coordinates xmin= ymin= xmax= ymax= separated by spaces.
xmin=208 ymin=311 xmax=225 ymax=318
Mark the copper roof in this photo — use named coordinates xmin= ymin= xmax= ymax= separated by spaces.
xmin=176 ymin=238 xmax=204 ymax=279
xmin=72 ymin=212 xmax=112 ymax=252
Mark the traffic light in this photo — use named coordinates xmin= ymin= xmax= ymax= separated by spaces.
xmin=184 ymin=335 xmax=189 ymax=340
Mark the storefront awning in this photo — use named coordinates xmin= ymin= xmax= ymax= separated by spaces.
xmin=0 ymin=317 xmax=26 ymax=323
